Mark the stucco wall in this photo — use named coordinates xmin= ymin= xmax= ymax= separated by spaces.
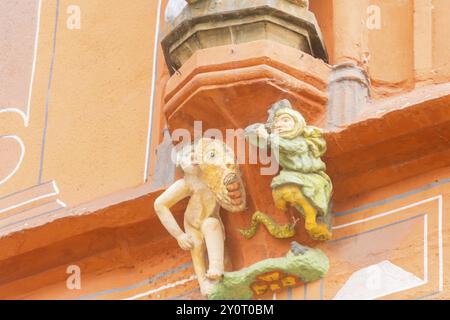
xmin=2 ymin=0 xmax=450 ymax=216
xmin=1 ymin=0 xmax=162 ymax=208
xmin=0 ymin=0 xmax=449 ymax=300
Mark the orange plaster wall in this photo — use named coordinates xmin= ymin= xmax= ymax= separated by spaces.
xmin=41 ymin=0 xmax=159 ymax=205
xmin=2 ymin=0 xmax=449 ymax=222
xmin=309 ymin=0 xmax=334 ymax=64
xmin=1 ymin=0 xmax=450 ymax=301
xmin=1 ymin=0 xmax=162 ymax=208
xmin=313 ymin=0 xmax=450 ymax=96
xmin=432 ymin=0 xmax=450 ymax=82
xmin=368 ymin=0 xmax=415 ymax=94
xmin=0 ymin=167 xmax=448 ymax=300
xmin=1 ymin=0 xmax=57 ymax=196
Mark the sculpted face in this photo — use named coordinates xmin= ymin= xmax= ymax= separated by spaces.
xmin=193 ymin=138 xmax=246 ymax=212
xmin=177 ymin=144 xmax=200 ymax=175
xmin=272 ymin=114 xmax=296 ymax=135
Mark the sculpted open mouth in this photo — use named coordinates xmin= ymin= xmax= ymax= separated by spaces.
xmin=223 ymin=173 xmax=243 ymax=206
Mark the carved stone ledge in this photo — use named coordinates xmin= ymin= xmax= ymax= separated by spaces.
xmin=162 ymin=0 xmax=328 ymax=73
xmin=325 ymin=83 xmax=450 ymax=201
xmin=0 ymin=183 xmax=169 ymax=262
xmin=0 ymin=181 xmax=66 ymax=238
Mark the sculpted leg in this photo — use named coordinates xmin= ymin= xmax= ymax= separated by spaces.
xmin=294 ymin=190 xmax=332 ymax=241
xmin=187 ymin=229 xmax=211 ymax=295
xmin=201 ymin=217 xmax=225 ymax=280
xmin=272 ymin=185 xmax=291 ymax=210
xmin=273 ymin=184 xmax=331 ymax=241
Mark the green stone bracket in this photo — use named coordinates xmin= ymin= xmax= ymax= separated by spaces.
xmin=207 ymin=242 xmax=329 ymax=300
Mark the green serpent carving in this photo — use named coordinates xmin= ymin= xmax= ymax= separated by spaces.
xmin=239 ymin=211 xmax=298 ymax=239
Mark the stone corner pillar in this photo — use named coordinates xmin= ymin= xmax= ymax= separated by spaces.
xmin=327 ymin=62 xmax=370 ymax=130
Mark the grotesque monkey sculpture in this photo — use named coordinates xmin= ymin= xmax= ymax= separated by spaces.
xmin=154 ymin=138 xmax=246 ymax=296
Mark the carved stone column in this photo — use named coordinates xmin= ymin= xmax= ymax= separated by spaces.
xmin=327 ymin=0 xmax=371 ymax=129
xmin=327 ymin=62 xmax=370 ymax=129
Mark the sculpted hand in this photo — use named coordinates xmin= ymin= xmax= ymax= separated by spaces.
xmin=176 ymin=233 xmax=194 ymax=250
xmin=255 ymin=125 xmax=269 ymax=139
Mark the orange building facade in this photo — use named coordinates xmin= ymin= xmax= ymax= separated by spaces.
xmin=0 ymin=0 xmax=449 ymax=300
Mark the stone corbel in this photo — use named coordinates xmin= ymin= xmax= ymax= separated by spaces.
xmin=162 ymin=0 xmax=328 ymax=74
xmin=159 ymin=0 xmax=332 ymax=273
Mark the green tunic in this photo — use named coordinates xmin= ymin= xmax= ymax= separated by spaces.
xmin=269 ymin=135 xmax=332 ymax=216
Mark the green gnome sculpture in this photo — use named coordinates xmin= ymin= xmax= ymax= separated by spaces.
xmin=245 ymin=99 xmax=333 ymax=241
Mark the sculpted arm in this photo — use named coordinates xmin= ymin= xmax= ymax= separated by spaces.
xmin=270 ymin=134 xmax=308 ymax=154
xmin=154 ymin=179 xmax=193 ymax=249
xmin=245 ymin=123 xmax=270 ymax=149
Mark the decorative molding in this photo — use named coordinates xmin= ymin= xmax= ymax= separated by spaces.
xmin=0 ymin=181 xmax=66 ymax=237
xmin=0 ymin=135 xmax=25 ymax=186
xmin=0 ymin=0 xmax=42 ymax=127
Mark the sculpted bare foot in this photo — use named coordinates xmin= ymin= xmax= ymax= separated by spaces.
xmin=306 ymin=222 xmax=332 ymax=241
xmin=199 ymin=279 xmax=218 ymax=296
xmin=206 ymin=267 xmax=224 ymax=280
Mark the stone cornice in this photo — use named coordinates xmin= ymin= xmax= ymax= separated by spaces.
xmin=326 ymin=83 xmax=450 ymax=200
xmin=161 ymin=0 xmax=328 ymax=73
